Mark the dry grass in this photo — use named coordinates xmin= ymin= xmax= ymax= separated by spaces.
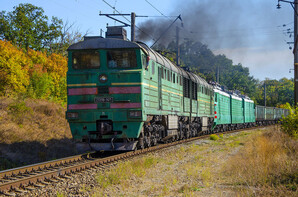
xmin=96 ymin=156 xmax=161 ymax=190
xmin=0 ymin=97 xmax=71 ymax=144
xmin=222 ymin=129 xmax=298 ymax=196
xmin=93 ymin=131 xmax=246 ymax=196
xmin=92 ymin=127 xmax=297 ymax=196
xmin=0 ymin=96 xmax=75 ymax=169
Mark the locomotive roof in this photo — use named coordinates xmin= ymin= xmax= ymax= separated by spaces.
xmin=67 ymin=37 xmax=141 ymax=50
xmin=68 ymin=37 xmax=212 ymax=89
xmin=137 ymin=42 xmax=212 ymax=89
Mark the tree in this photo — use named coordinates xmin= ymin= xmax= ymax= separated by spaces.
xmin=49 ymin=21 xmax=86 ymax=56
xmin=255 ymin=78 xmax=294 ymax=106
xmin=0 ymin=40 xmax=30 ymax=94
xmin=167 ymin=40 xmax=258 ymax=98
xmin=0 ymin=3 xmax=63 ymax=51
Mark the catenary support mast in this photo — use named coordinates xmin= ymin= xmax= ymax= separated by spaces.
xmin=294 ymin=0 xmax=298 ymax=105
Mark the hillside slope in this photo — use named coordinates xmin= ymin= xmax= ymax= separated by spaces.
xmin=0 ymin=97 xmax=75 ymax=169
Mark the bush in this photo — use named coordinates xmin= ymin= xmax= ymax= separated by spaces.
xmin=0 ymin=40 xmax=30 ymax=94
xmin=210 ymin=134 xmax=219 ymax=141
xmin=281 ymin=104 xmax=298 ymax=138
xmin=0 ymin=40 xmax=67 ymax=103
xmin=28 ymin=72 xmax=52 ymax=99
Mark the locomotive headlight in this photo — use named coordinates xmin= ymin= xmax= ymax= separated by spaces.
xmin=66 ymin=112 xmax=79 ymax=119
xmin=99 ymin=74 xmax=108 ymax=83
xmin=129 ymin=111 xmax=142 ymax=117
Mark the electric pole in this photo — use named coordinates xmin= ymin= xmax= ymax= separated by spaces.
xmin=277 ymin=0 xmax=298 ymax=105
xmin=217 ymin=65 xmax=220 ymax=83
xmin=264 ymin=82 xmax=267 ymax=107
xmin=176 ymin=26 xmax=180 ymax=66
xmin=294 ymin=0 xmax=298 ymax=105
xmin=131 ymin=12 xmax=136 ymax=42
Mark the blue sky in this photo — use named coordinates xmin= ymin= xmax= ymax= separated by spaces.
xmin=1 ymin=0 xmax=294 ymax=81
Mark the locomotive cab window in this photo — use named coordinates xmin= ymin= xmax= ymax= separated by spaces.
xmin=142 ymin=54 xmax=147 ymax=69
xmin=72 ymin=51 xmax=100 ymax=69
xmin=107 ymin=50 xmax=137 ymax=68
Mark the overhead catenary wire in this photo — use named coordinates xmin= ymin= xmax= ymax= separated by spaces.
xmin=145 ymin=0 xmax=169 ymax=19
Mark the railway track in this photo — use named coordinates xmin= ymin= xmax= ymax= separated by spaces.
xmin=0 ymin=126 xmax=269 ymax=196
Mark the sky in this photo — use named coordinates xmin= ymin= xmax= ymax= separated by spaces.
xmin=1 ymin=0 xmax=294 ymax=81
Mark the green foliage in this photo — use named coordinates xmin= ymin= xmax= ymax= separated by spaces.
xmin=0 ymin=3 xmax=63 ymax=52
xmin=281 ymin=104 xmax=298 ymax=138
xmin=210 ymin=134 xmax=219 ymax=141
xmin=28 ymin=72 xmax=51 ymax=98
xmin=0 ymin=3 xmax=84 ymax=56
xmin=0 ymin=40 xmax=68 ymax=103
xmin=255 ymin=78 xmax=294 ymax=106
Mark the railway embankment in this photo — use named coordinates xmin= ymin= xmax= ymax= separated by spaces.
xmin=25 ymin=126 xmax=297 ymax=196
xmin=0 ymin=97 xmax=76 ymax=170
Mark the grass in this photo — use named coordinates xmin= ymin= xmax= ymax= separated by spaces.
xmin=92 ymin=127 xmax=297 ymax=196
xmin=0 ymin=157 xmax=18 ymax=171
xmin=0 ymin=97 xmax=71 ymax=144
xmin=0 ymin=96 xmax=74 ymax=170
xmin=210 ymin=134 xmax=219 ymax=141
xmin=222 ymin=128 xmax=297 ymax=196
xmin=96 ymin=155 xmax=160 ymax=190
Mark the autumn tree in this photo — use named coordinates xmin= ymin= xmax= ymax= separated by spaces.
xmin=0 ymin=40 xmax=30 ymax=94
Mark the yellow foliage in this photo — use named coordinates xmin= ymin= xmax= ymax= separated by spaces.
xmin=0 ymin=40 xmax=68 ymax=102
xmin=0 ymin=40 xmax=30 ymax=94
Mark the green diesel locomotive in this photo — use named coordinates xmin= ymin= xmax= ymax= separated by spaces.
xmin=66 ymin=27 xmax=214 ymax=151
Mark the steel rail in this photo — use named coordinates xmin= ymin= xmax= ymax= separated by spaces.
xmin=0 ymin=152 xmax=93 ymax=180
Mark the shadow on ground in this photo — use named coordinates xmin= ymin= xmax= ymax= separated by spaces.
xmin=0 ymin=138 xmax=77 ymax=170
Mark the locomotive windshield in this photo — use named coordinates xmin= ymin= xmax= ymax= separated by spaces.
xmin=72 ymin=51 xmax=100 ymax=69
xmin=107 ymin=50 xmax=137 ymax=68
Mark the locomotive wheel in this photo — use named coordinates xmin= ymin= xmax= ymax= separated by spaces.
xmin=144 ymin=133 xmax=151 ymax=148
xmin=152 ymin=134 xmax=157 ymax=146
xmin=138 ymin=137 xmax=145 ymax=150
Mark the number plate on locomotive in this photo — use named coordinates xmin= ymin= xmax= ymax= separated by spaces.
xmin=94 ymin=97 xmax=113 ymax=103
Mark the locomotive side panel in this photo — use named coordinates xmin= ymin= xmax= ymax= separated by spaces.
xmin=243 ymin=99 xmax=255 ymax=123
xmin=231 ymin=95 xmax=244 ymax=124
xmin=213 ymin=90 xmax=231 ymax=126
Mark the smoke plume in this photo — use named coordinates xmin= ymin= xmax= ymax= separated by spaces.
xmin=136 ymin=0 xmax=289 ymax=50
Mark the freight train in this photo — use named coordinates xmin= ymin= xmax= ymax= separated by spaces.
xmin=65 ymin=26 xmax=289 ymax=152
